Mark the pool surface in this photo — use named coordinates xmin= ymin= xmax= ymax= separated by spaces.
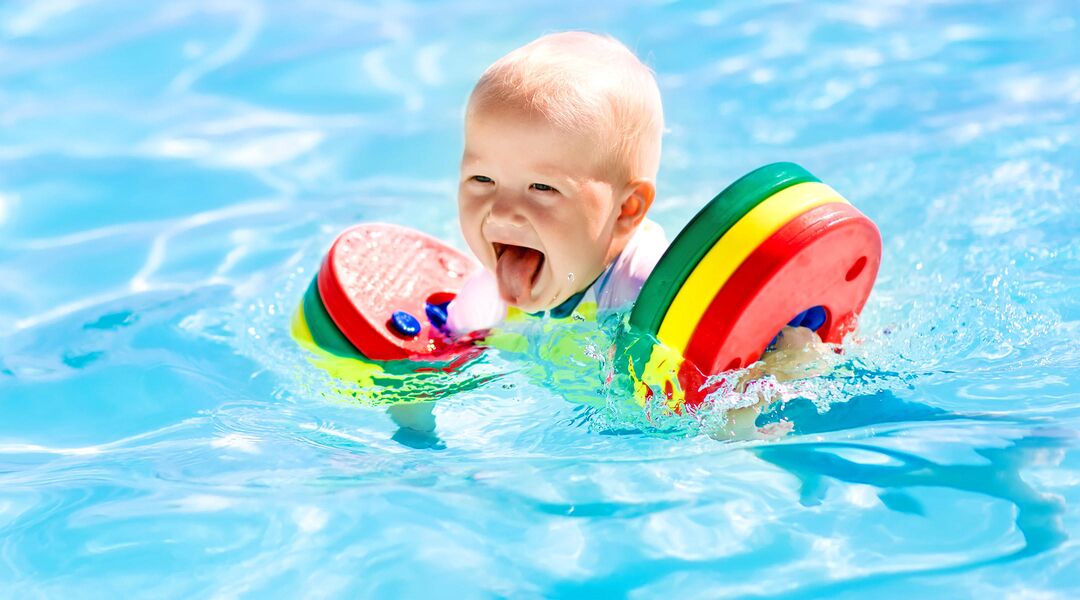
xmin=2 ymin=0 xmax=1079 ymax=597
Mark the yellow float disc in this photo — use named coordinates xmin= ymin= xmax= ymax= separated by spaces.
xmin=292 ymin=305 xmax=385 ymax=389
xmin=291 ymin=304 xmax=316 ymax=346
xmin=656 ymin=181 xmax=850 ymax=353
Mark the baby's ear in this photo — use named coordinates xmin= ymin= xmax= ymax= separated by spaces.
xmin=615 ymin=179 xmax=655 ymax=234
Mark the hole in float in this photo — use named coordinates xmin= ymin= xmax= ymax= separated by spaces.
xmin=724 ymin=358 xmax=741 ymax=371
xmin=424 ymin=292 xmax=455 ymax=331
xmin=787 ymin=306 xmax=828 ymax=332
xmin=846 ymin=256 xmax=867 ymax=281
xmin=426 ymin=291 xmax=456 ymax=306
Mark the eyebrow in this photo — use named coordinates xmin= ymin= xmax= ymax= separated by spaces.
xmin=460 ymin=154 xmax=576 ymax=184
xmin=530 ymin=163 xmax=566 ymax=176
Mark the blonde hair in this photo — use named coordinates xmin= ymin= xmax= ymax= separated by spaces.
xmin=467 ymin=31 xmax=664 ymax=182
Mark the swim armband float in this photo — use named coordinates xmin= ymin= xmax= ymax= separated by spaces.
xmin=626 ymin=162 xmax=881 ymax=407
xmin=294 ymin=223 xmax=480 ymax=364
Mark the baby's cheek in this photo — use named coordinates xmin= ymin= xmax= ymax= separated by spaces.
xmin=458 ymin=198 xmax=480 ymax=225
xmin=458 ymin=211 xmax=489 ymax=265
xmin=561 ymin=230 xmax=607 ymax=281
xmin=536 ymin=203 xmax=597 ymax=265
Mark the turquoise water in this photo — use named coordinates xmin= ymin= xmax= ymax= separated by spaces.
xmin=2 ymin=0 xmax=1079 ymax=596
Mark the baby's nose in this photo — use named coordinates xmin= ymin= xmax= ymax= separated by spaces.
xmin=485 ymin=194 xmax=528 ymax=228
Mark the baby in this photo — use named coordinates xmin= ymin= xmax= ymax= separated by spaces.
xmin=445 ymin=31 xmax=668 ymax=332
xmin=389 ymin=32 xmax=664 ymax=443
xmin=388 ymin=32 xmax=824 ymax=442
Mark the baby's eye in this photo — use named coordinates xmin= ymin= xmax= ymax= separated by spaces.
xmin=471 ymin=175 xmax=494 ymax=184
xmin=530 ymin=183 xmax=558 ymax=193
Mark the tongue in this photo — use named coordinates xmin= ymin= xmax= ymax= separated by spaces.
xmin=495 ymin=245 xmax=543 ymax=304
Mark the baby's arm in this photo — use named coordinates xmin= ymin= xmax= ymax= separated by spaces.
xmin=385 ymin=269 xmax=505 ymax=440
xmin=709 ymin=326 xmax=827 ymax=441
xmin=387 ymin=401 xmax=437 ymax=432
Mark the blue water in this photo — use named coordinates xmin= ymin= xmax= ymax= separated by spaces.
xmin=2 ymin=0 xmax=1079 ymax=596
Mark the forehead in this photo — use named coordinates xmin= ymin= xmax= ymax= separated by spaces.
xmin=462 ymin=109 xmax=609 ymax=177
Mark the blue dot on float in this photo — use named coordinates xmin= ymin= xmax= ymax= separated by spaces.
xmin=390 ymin=310 xmax=422 ymax=337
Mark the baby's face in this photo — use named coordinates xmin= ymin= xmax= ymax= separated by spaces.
xmin=459 ymin=109 xmax=623 ymax=312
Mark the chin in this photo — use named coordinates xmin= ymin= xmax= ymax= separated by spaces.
xmin=501 ymin=287 xmax=547 ymax=313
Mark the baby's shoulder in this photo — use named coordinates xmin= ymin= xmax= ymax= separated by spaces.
xmin=629 ymin=218 xmax=668 ymax=260
xmin=595 ymin=219 xmax=669 ymax=310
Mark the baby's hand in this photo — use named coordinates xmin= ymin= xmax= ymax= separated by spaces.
xmin=756 ymin=326 xmax=830 ymax=382
xmin=445 ymin=269 xmax=507 ymax=336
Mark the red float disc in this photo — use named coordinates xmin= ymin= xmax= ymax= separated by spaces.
xmin=318 ymin=223 xmax=479 ymax=361
xmin=683 ymin=202 xmax=881 ymax=382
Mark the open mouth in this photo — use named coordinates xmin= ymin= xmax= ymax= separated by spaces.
xmin=493 ymin=242 xmax=545 ymax=304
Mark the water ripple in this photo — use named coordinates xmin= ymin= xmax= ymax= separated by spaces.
xmin=1 ymin=0 xmax=1078 ymax=595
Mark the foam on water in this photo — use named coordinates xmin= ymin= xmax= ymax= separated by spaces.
xmin=1 ymin=0 xmax=1079 ymax=596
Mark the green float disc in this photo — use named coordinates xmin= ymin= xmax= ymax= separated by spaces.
xmin=629 ymin=162 xmax=820 ymax=336
xmin=302 ymin=275 xmax=367 ymax=359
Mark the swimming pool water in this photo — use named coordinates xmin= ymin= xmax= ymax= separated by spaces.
xmin=2 ymin=0 xmax=1079 ymax=597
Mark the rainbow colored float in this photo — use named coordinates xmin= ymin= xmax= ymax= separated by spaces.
xmin=296 ymin=223 xmax=478 ymax=363
xmin=626 ymin=162 xmax=881 ymax=407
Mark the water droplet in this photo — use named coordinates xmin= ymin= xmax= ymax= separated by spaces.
xmin=567 ymin=272 xmax=575 ymax=282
